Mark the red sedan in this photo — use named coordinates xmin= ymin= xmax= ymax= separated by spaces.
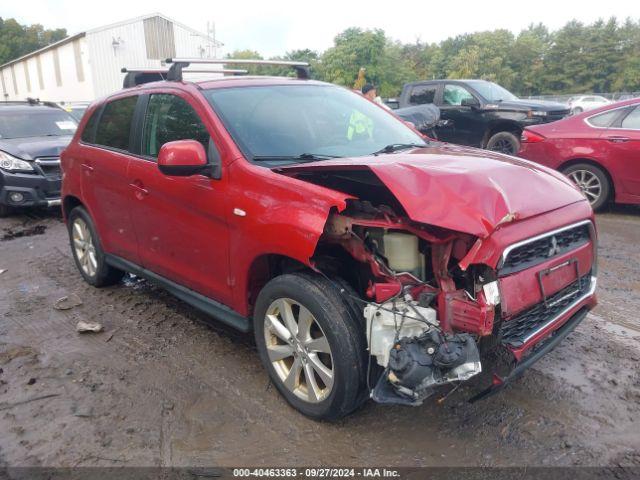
xmin=519 ymin=98 xmax=640 ymax=210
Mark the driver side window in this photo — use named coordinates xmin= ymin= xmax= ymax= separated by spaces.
xmin=443 ymin=84 xmax=475 ymax=106
xmin=142 ymin=94 xmax=210 ymax=158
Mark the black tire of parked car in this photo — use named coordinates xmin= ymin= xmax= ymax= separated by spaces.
xmin=68 ymin=206 xmax=124 ymax=287
xmin=572 ymin=107 xmax=583 ymax=115
xmin=253 ymin=272 xmax=368 ymax=420
xmin=561 ymin=163 xmax=611 ymax=211
xmin=486 ymin=131 xmax=521 ymax=155
xmin=0 ymin=204 xmax=12 ymax=218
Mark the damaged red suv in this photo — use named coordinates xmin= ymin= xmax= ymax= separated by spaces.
xmin=61 ymin=61 xmax=597 ymax=419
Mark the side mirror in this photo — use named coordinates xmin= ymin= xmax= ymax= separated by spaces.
xmin=158 ymin=140 xmax=209 ymax=177
xmin=461 ymin=97 xmax=480 ymax=108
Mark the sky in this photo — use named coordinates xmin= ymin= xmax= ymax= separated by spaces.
xmin=3 ymin=0 xmax=639 ymax=57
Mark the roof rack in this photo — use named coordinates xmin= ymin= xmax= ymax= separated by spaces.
xmin=165 ymin=58 xmax=311 ymax=81
xmin=121 ymin=67 xmax=250 ymax=88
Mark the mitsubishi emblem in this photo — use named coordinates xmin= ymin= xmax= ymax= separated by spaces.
xmin=548 ymin=236 xmax=560 ymax=257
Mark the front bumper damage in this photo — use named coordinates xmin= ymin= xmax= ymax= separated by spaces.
xmin=470 ymin=307 xmax=589 ymax=402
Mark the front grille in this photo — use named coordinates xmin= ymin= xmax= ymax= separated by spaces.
xmin=35 ymin=157 xmax=61 ymax=179
xmin=501 ymin=273 xmax=592 ymax=347
xmin=500 ymin=223 xmax=590 ymax=275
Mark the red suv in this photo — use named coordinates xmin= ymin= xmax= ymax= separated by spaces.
xmin=61 ymin=60 xmax=597 ymax=419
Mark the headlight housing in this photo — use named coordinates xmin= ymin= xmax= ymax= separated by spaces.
xmin=0 ymin=151 xmax=34 ymax=172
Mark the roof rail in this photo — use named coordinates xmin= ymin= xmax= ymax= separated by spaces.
xmin=121 ymin=67 xmax=249 ymax=88
xmin=165 ymin=58 xmax=311 ymax=81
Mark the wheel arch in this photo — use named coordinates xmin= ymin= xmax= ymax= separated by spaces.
xmin=482 ymin=121 xmax=523 ymax=147
xmin=245 ymin=253 xmax=312 ymax=318
xmin=62 ymin=195 xmax=84 ymax=222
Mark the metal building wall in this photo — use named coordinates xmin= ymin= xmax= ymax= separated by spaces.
xmin=0 ymin=36 xmax=94 ymax=103
xmin=0 ymin=15 xmax=220 ymax=103
xmin=87 ymin=15 xmax=221 ymax=99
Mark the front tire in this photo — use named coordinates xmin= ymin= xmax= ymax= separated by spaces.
xmin=0 ymin=204 xmax=13 ymax=218
xmin=486 ymin=131 xmax=521 ymax=155
xmin=562 ymin=163 xmax=610 ymax=211
xmin=254 ymin=272 xmax=367 ymax=420
xmin=68 ymin=206 xmax=124 ymax=287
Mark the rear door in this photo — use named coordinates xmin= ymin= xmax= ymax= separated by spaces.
xmin=603 ymin=105 xmax=640 ymax=201
xmin=126 ymin=90 xmax=233 ymax=305
xmin=78 ymin=95 xmax=140 ymax=262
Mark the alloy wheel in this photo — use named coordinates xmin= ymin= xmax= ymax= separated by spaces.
xmin=264 ymin=298 xmax=334 ymax=403
xmin=489 ymin=138 xmax=516 ymax=154
xmin=72 ymin=217 xmax=98 ymax=277
xmin=567 ymin=169 xmax=602 ymax=205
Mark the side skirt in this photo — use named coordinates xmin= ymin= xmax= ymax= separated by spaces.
xmin=105 ymin=254 xmax=251 ymax=332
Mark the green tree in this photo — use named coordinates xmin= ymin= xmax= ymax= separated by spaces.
xmin=0 ymin=17 xmax=66 ymax=65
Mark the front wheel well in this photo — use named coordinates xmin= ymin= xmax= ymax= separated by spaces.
xmin=482 ymin=122 xmax=522 ymax=147
xmin=245 ymin=254 xmax=311 ymax=317
xmin=62 ymin=195 xmax=83 ymax=220
xmin=558 ymin=158 xmax=615 ymax=198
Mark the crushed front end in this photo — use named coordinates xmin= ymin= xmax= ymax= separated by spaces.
xmin=315 ymin=199 xmax=597 ymax=406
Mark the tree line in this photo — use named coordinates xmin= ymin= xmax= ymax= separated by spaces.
xmin=230 ymin=17 xmax=640 ymax=98
xmin=0 ymin=17 xmax=66 ymax=66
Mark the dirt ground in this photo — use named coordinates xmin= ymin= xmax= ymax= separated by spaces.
xmin=0 ymin=206 xmax=639 ymax=468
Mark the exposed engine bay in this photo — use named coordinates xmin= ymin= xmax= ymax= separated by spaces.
xmin=309 ymin=186 xmax=501 ymax=405
xmin=364 ymin=297 xmax=481 ymax=405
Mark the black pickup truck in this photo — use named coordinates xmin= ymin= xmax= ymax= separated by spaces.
xmin=396 ymin=79 xmax=569 ymax=154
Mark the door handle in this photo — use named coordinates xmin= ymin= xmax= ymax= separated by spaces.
xmin=129 ymin=182 xmax=149 ymax=197
xmin=606 ymin=136 xmax=630 ymax=143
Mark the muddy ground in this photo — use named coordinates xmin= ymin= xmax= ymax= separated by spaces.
xmin=0 ymin=206 xmax=639 ymax=468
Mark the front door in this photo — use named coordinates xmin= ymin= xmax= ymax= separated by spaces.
xmin=127 ymin=92 xmax=233 ymax=305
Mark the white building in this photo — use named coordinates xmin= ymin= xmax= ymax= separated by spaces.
xmin=0 ymin=13 xmax=222 ymax=103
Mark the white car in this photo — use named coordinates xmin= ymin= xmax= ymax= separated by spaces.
xmin=568 ymin=95 xmax=610 ymax=115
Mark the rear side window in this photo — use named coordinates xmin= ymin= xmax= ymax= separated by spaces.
xmin=80 ymin=108 xmax=100 ymax=143
xmin=141 ymin=94 xmax=209 ymax=158
xmin=587 ymin=109 xmax=620 ymax=128
xmin=409 ymin=85 xmax=437 ymax=105
xmin=621 ymin=106 xmax=640 ymax=130
xmin=94 ymin=96 xmax=137 ymax=151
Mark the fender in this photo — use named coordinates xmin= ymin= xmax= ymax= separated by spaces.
xmin=226 ymin=160 xmax=352 ymax=316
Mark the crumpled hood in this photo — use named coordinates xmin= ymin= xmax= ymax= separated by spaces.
xmin=277 ymin=144 xmax=587 ymax=238
xmin=0 ymin=136 xmax=73 ymax=160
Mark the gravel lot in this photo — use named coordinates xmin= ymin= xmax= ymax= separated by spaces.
xmin=0 ymin=206 xmax=639 ymax=468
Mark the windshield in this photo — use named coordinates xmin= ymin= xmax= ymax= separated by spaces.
xmin=0 ymin=109 xmax=77 ymax=139
xmin=203 ymin=84 xmax=424 ymax=164
xmin=467 ymin=81 xmax=518 ymax=102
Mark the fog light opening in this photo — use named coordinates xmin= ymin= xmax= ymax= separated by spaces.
xmin=9 ymin=192 xmax=25 ymax=204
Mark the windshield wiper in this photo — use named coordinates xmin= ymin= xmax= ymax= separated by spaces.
xmin=252 ymin=153 xmax=342 ymax=163
xmin=371 ymin=143 xmax=428 ymax=156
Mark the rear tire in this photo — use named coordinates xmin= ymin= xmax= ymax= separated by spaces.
xmin=253 ymin=272 xmax=367 ymax=420
xmin=486 ymin=131 xmax=520 ymax=155
xmin=562 ymin=163 xmax=610 ymax=211
xmin=68 ymin=206 xmax=124 ymax=287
